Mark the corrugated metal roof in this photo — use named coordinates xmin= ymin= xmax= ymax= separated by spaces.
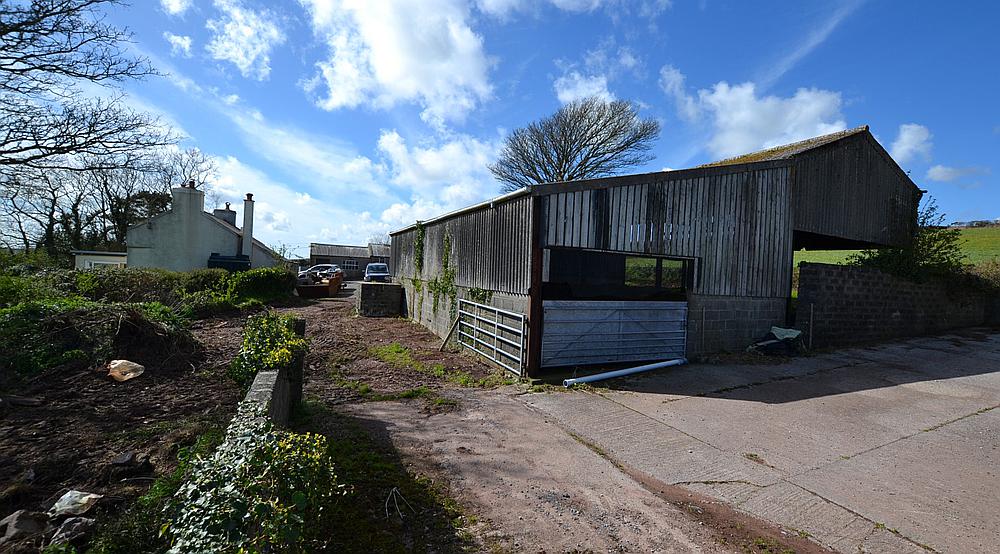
xmin=369 ymin=243 xmax=389 ymax=257
xmin=699 ymin=125 xmax=870 ymax=167
xmin=310 ymin=243 xmax=371 ymax=258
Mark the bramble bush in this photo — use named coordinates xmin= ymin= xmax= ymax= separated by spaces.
xmin=228 ymin=310 xmax=308 ymax=388
xmin=226 ymin=266 xmax=297 ymax=304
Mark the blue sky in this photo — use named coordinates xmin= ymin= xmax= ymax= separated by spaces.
xmin=112 ymin=0 xmax=998 ymax=256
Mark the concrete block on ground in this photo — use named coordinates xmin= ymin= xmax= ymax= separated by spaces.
xmin=357 ymin=282 xmax=403 ymax=317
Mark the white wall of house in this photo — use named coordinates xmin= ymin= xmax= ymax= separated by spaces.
xmin=73 ymin=252 xmax=127 ymax=269
xmin=126 ymin=186 xmax=280 ymax=272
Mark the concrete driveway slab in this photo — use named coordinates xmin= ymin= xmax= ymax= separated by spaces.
xmin=526 ymin=329 xmax=1000 ymax=553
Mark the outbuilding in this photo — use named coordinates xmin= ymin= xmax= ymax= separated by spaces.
xmin=390 ymin=126 xmax=921 ymax=378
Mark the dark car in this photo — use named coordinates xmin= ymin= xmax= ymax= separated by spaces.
xmin=363 ymin=263 xmax=391 ymax=282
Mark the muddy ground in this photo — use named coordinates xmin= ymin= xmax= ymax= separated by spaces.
xmin=0 ymin=315 xmax=245 ymax=551
xmin=1 ymin=284 xmax=828 ymax=553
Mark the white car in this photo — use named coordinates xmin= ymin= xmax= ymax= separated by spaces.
xmin=363 ymin=263 xmax=391 ymax=282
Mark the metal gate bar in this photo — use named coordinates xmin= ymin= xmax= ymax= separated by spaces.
xmin=457 ymin=299 xmax=525 ymax=375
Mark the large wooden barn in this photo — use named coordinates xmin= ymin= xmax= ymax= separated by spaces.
xmin=390 ymin=126 xmax=922 ymax=378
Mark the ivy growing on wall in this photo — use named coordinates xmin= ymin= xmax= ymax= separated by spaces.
xmin=413 ymin=222 xmax=425 ymax=275
xmin=426 ymin=231 xmax=457 ymax=318
xmin=466 ymin=287 xmax=493 ymax=304
xmin=410 ymin=277 xmax=424 ymax=321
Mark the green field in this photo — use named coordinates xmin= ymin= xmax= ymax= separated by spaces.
xmin=794 ymin=226 xmax=1000 ymax=267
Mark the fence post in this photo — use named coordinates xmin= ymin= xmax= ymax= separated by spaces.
xmin=290 ymin=318 xmax=306 ymax=408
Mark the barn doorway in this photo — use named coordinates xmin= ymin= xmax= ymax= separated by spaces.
xmin=539 ymin=248 xmax=691 ymax=368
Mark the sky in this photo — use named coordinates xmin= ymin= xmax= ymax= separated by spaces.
xmin=109 ymin=0 xmax=999 ymax=256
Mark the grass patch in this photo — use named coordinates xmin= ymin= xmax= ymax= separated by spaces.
xmin=291 ymin=400 xmax=476 ymax=553
xmin=369 ymin=342 xmax=518 ymax=388
xmin=794 ymin=226 xmax=1000 ymax=267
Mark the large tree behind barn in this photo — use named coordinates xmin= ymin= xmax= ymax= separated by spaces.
xmin=489 ymin=96 xmax=661 ymax=193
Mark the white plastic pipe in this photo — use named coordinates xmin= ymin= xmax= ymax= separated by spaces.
xmin=562 ymin=358 xmax=687 ymax=387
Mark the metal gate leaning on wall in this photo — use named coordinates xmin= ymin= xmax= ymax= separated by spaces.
xmin=457 ymin=299 xmax=526 ymax=376
xmin=541 ymin=301 xmax=687 ymax=367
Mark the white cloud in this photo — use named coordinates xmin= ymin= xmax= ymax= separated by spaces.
xmin=757 ymin=0 xmax=862 ymax=89
xmin=212 ymin=156 xmax=394 ymax=252
xmin=553 ymin=71 xmax=613 ymax=103
xmin=926 ymin=165 xmax=990 ymax=183
xmin=163 ymin=32 xmax=193 ymax=58
xmin=161 ymin=0 xmax=194 ymax=16
xmin=890 ymin=123 xmax=933 ymax=165
xmin=224 ymin=106 xmax=387 ymax=198
xmin=553 ymin=40 xmax=640 ymax=104
xmin=377 ymin=130 xmax=499 ymax=207
xmin=298 ymin=0 xmax=493 ymax=127
xmin=476 ymin=0 xmax=670 ymax=18
xmin=658 ymin=64 xmax=698 ymax=122
xmin=697 ymin=82 xmax=846 ymax=158
xmin=206 ymin=0 xmax=286 ymax=80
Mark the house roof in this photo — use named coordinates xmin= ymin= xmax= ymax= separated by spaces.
xmin=71 ymin=250 xmax=127 ymax=257
xmin=369 ymin=243 xmax=389 ymax=258
xmin=699 ymin=125 xmax=870 ymax=167
xmin=310 ymin=243 xmax=371 ymax=258
xmin=202 ymin=213 xmax=283 ymax=260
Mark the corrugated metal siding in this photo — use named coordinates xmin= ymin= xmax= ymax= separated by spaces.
xmin=541 ymin=166 xmax=794 ymax=297
xmin=541 ymin=300 xmax=687 ymax=367
xmin=390 ymin=195 xmax=533 ymax=295
xmin=791 ymin=133 xmax=918 ymax=247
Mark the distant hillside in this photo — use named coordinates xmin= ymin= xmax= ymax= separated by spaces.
xmin=794 ymin=226 xmax=1000 ymax=267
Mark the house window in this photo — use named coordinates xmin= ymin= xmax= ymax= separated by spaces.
xmin=342 ymin=259 xmax=358 ymax=270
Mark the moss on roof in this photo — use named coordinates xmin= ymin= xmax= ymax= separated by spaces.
xmin=699 ymin=125 xmax=870 ymax=167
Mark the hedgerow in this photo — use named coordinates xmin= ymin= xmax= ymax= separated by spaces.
xmin=228 ymin=311 xmax=308 ymax=388
xmin=165 ymin=403 xmax=345 ymax=553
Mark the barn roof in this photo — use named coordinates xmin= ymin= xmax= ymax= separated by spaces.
xmin=699 ymin=125 xmax=870 ymax=167
xmin=310 ymin=243 xmax=370 ymax=258
xmin=369 ymin=243 xmax=390 ymax=258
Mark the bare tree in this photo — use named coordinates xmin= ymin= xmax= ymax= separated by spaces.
xmin=0 ymin=0 xmax=175 ymax=175
xmin=489 ymin=96 xmax=661 ymax=193
xmin=367 ymin=232 xmax=390 ymax=245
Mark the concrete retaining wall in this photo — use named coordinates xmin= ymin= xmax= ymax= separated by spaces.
xmin=795 ymin=263 xmax=990 ymax=347
xmin=686 ymin=294 xmax=788 ymax=354
xmin=399 ymin=279 xmax=528 ymax=338
xmin=239 ymin=319 xmax=305 ymax=427
xmin=357 ymin=282 xmax=403 ymax=317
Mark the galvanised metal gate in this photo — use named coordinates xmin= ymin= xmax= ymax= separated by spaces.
xmin=457 ymin=300 xmax=525 ymax=375
xmin=541 ymin=300 xmax=687 ymax=367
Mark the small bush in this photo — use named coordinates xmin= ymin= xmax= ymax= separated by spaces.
xmin=179 ymin=268 xmax=230 ymax=295
xmin=75 ymin=267 xmax=184 ymax=304
xmin=228 ymin=311 xmax=307 ymax=387
xmin=0 ymin=275 xmax=66 ymax=307
xmin=166 ymin=403 xmax=345 ymax=553
xmin=176 ymin=289 xmax=237 ymax=319
xmin=971 ymin=258 xmax=1000 ymax=292
xmin=227 ymin=267 xmax=296 ymax=303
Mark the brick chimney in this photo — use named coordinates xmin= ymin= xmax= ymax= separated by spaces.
xmin=241 ymin=193 xmax=254 ymax=257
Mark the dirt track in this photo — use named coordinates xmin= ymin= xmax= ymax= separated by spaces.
xmin=293 ymin=288 xmax=828 ymax=553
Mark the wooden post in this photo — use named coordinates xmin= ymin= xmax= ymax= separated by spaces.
xmin=290 ymin=318 xmax=306 ymax=407
xmin=525 ymin=195 xmax=545 ymax=377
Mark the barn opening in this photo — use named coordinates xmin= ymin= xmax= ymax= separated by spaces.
xmin=542 ymin=248 xmax=692 ymax=301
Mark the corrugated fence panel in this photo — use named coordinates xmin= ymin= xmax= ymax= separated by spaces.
xmin=390 ymin=195 xmax=534 ymax=296
xmin=541 ymin=300 xmax=687 ymax=367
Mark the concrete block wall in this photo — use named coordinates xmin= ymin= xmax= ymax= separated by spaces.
xmin=239 ymin=319 xmax=306 ymax=427
xmin=399 ymin=279 xmax=528 ymax=339
xmin=795 ymin=262 xmax=989 ymax=347
xmin=357 ymin=283 xmax=403 ymax=317
xmin=686 ymin=294 xmax=788 ymax=354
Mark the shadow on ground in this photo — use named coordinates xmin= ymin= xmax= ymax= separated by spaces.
xmin=595 ymin=328 xmax=1000 ymax=404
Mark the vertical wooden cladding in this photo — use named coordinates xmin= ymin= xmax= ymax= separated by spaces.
xmin=541 ymin=167 xmax=794 ymax=298
xmin=791 ymin=133 xmax=918 ymax=247
xmin=390 ymin=195 xmax=533 ymax=295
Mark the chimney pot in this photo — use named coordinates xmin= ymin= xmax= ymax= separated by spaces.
xmin=188 ymin=179 xmax=196 ymax=188
xmin=245 ymin=193 xmax=254 ymax=201
xmin=225 ymin=202 xmax=231 ymax=209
